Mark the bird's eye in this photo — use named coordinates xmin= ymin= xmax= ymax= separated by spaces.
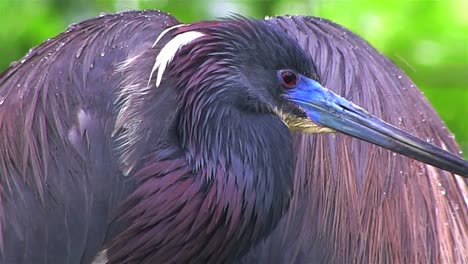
xmin=279 ymin=70 xmax=298 ymax=89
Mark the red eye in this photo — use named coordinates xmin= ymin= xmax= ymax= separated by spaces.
xmin=280 ymin=70 xmax=298 ymax=89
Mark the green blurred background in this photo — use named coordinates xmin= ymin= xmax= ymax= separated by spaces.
xmin=0 ymin=0 xmax=467 ymax=156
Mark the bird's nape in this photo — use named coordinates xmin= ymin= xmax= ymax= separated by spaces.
xmin=283 ymin=75 xmax=468 ymax=176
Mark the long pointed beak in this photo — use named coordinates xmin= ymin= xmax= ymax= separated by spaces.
xmin=285 ymin=76 xmax=468 ymax=177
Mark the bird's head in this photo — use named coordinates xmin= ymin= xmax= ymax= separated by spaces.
xmin=150 ymin=16 xmax=468 ymax=177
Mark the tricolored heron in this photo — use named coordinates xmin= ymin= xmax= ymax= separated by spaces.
xmin=0 ymin=10 xmax=466 ymax=264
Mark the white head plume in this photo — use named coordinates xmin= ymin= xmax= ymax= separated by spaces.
xmin=149 ymin=25 xmax=205 ymax=87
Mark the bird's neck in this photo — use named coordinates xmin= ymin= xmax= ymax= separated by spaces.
xmin=109 ymin=96 xmax=294 ymax=263
xmin=177 ymin=101 xmax=295 ymax=256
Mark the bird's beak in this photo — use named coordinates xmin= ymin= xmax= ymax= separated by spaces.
xmin=285 ymin=76 xmax=468 ymax=177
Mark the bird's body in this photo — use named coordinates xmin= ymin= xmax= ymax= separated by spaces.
xmin=0 ymin=10 xmax=466 ymax=264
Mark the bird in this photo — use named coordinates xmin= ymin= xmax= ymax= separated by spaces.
xmin=0 ymin=10 xmax=466 ymax=264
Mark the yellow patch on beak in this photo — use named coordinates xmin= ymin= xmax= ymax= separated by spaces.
xmin=285 ymin=117 xmax=335 ymax=134
xmin=273 ymin=107 xmax=335 ymax=134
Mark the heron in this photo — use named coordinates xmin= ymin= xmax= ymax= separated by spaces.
xmin=0 ymin=10 xmax=467 ymax=264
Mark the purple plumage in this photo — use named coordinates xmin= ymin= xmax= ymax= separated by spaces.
xmin=0 ymin=10 xmax=466 ymax=264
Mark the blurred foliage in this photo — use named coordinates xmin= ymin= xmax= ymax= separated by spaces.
xmin=0 ymin=0 xmax=466 ymax=156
